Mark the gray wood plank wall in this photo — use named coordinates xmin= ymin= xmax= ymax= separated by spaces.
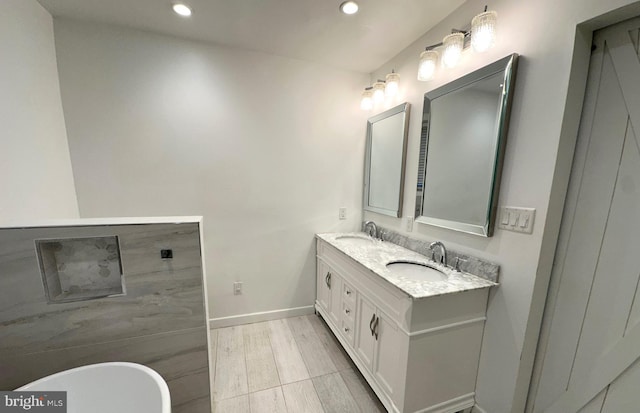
xmin=0 ymin=223 xmax=211 ymax=413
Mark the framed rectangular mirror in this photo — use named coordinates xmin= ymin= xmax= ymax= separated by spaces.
xmin=364 ymin=102 xmax=410 ymax=218
xmin=415 ymin=54 xmax=519 ymax=236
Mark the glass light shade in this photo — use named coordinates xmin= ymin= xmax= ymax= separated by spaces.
xmin=372 ymin=81 xmax=386 ymax=103
xmin=441 ymin=32 xmax=464 ymax=68
xmin=360 ymin=88 xmax=373 ymax=110
xmin=471 ymin=11 xmax=497 ymax=52
xmin=172 ymin=3 xmax=192 ymax=17
xmin=340 ymin=1 xmax=359 ymax=15
xmin=417 ymin=50 xmax=438 ymax=81
xmin=385 ymin=72 xmax=400 ymax=97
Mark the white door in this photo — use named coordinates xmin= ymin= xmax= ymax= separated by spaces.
xmin=530 ymin=17 xmax=640 ymax=413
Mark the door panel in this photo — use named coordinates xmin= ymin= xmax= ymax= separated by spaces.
xmin=600 ymin=358 xmax=640 ymax=412
xmin=316 ymin=260 xmax=331 ymax=312
xmin=571 ymin=120 xmax=640 ymax=383
xmin=355 ymin=294 xmax=376 ymax=371
xmin=373 ymin=311 xmax=401 ymax=397
xmin=531 ymin=17 xmax=640 ymax=413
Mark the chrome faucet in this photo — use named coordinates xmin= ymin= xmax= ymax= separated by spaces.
xmin=363 ymin=221 xmax=378 ymax=239
xmin=429 ymin=241 xmax=448 ymax=266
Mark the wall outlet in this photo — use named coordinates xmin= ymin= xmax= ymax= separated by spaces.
xmin=233 ymin=281 xmax=243 ymax=295
xmin=339 ymin=207 xmax=347 ymax=220
xmin=404 ymin=216 xmax=414 ymax=232
xmin=498 ymin=207 xmax=536 ymax=234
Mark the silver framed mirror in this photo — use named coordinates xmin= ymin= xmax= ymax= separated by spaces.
xmin=364 ymin=102 xmax=410 ymax=218
xmin=415 ymin=54 xmax=519 ymax=236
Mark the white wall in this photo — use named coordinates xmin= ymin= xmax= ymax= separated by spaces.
xmin=366 ymin=0 xmax=640 ymax=411
xmin=0 ymin=0 xmax=79 ymax=223
xmin=53 ymin=19 xmax=368 ymax=322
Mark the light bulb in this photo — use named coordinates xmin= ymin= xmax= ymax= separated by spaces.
xmin=385 ymin=72 xmax=400 ymax=97
xmin=471 ymin=11 xmax=497 ymax=52
xmin=360 ymin=88 xmax=373 ymax=110
xmin=442 ymin=32 xmax=464 ymax=68
xmin=417 ymin=50 xmax=438 ymax=81
xmin=340 ymin=1 xmax=359 ymax=15
xmin=172 ymin=3 xmax=192 ymax=17
xmin=372 ymin=81 xmax=385 ymax=103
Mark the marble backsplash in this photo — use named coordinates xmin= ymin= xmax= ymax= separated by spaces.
xmin=363 ymin=223 xmax=500 ymax=283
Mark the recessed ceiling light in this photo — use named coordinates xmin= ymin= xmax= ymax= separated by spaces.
xmin=339 ymin=1 xmax=359 ymax=15
xmin=172 ymin=3 xmax=192 ymax=17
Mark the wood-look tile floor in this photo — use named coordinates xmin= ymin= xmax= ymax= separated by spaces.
xmin=210 ymin=314 xmax=386 ymax=413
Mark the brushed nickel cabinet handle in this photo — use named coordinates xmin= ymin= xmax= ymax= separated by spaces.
xmin=373 ymin=316 xmax=379 ymax=341
xmin=369 ymin=313 xmax=376 ymax=336
xmin=325 ymin=272 xmax=332 ymax=289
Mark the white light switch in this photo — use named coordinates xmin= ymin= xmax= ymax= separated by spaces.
xmin=498 ymin=207 xmax=535 ymax=234
xmin=500 ymin=211 xmax=510 ymax=225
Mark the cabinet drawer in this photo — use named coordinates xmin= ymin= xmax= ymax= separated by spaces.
xmin=342 ymin=300 xmax=355 ymax=323
xmin=341 ymin=317 xmax=355 ymax=345
xmin=343 ymin=281 xmax=356 ymax=304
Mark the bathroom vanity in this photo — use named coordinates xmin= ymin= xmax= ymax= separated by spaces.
xmin=315 ymin=233 xmax=497 ymax=413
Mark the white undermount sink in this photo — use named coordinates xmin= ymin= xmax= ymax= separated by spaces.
xmin=335 ymin=235 xmax=375 ymax=244
xmin=386 ymin=261 xmax=447 ymax=282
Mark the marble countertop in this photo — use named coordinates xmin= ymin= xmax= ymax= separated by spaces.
xmin=316 ymin=232 xmax=497 ymax=299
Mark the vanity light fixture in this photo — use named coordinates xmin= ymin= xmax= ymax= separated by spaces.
xmin=471 ymin=7 xmax=497 ymax=52
xmin=172 ymin=3 xmax=192 ymax=17
xmin=339 ymin=1 xmax=359 ymax=15
xmin=372 ymin=80 xmax=386 ymax=104
xmin=360 ymin=87 xmax=374 ymax=110
xmin=416 ymin=5 xmax=497 ymax=81
xmin=417 ymin=50 xmax=439 ymax=81
xmin=441 ymin=32 xmax=465 ymax=68
xmin=385 ymin=70 xmax=400 ymax=97
xmin=360 ymin=73 xmax=402 ymax=109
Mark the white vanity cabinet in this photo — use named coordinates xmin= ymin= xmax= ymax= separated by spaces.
xmin=315 ymin=237 xmax=491 ymax=413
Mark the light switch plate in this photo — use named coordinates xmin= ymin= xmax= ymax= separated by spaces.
xmin=498 ymin=207 xmax=535 ymax=234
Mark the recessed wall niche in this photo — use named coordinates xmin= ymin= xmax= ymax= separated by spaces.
xmin=35 ymin=236 xmax=125 ymax=303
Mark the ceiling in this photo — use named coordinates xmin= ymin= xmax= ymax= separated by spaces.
xmin=37 ymin=0 xmax=464 ymax=73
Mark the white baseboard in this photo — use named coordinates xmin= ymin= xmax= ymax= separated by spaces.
xmin=472 ymin=404 xmax=488 ymax=413
xmin=415 ymin=392 xmax=474 ymax=413
xmin=209 ymin=305 xmax=315 ymax=329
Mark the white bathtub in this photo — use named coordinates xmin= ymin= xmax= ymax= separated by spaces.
xmin=17 ymin=362 xmax=171 ymax=413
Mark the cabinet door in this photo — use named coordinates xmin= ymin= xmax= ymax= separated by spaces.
xmin=355 ymin=293 xmax=377 ymax=371
xmin=328 ymin=270 xmax=343 ymax=326
xmin=316 ymin=260 xmax=331 ymax=313
xmin=373 ymin=310 xmax=402 ymax=398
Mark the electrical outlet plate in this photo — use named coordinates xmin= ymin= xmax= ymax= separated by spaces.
xmin=339 ymin=207 xmax=347 ymax=220
xmin=233 ymin=281 xmax=243 ymax=295
xmin=498 ymin=207 xmax=535 ymax=234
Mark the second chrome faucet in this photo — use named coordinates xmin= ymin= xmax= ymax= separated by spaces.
xmin=429 ymin=241 xmax=447 ymax=266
